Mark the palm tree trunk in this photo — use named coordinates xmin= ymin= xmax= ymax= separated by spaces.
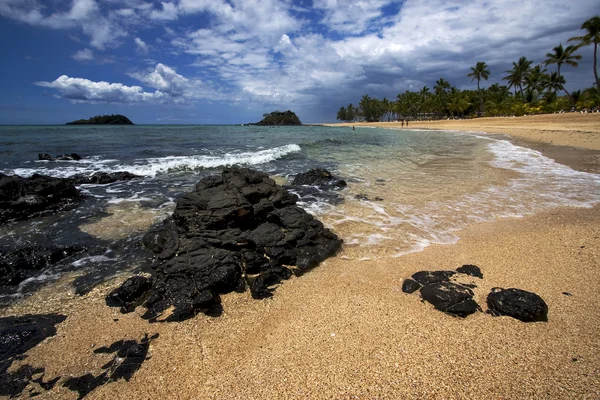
xmin=594 ymin=43 xmax=600 ymax=89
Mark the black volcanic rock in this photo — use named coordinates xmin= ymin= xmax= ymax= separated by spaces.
xmin=411 ymin=270 xmax=456 ymax=286
xmin=401 ymin=278 xmax=421 ymax=294
xmin=38 ymin=153 xmax=82 ymax=161
xmin=292 ymin=168 xmax=347 ymax=189
xmin=105 ymin=276 xmax=152 ymax=313
xmin=66 ymin=114 xmax=133 ymax=125
xmin=70 ymin=171 xmax=141 ymax=185
xmin=0 ymin=173 xmax=83 ymax=223
xmin=420 ymin=281 xmax=480 ymax=318
xmin=108 ymin=167 xmax=342 ymax=321
xmin=0 ymin=245 xmax=85 ymax=287
xmin=456 ymin=264 xmax=483 ymax=279
xmin=487 ymin=288 xmax=548 ymax=322
xmin=255 ymin=110 xmax=301 ymax=125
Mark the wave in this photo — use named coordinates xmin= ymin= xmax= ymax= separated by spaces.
xmin=5 ymin=144 xmax=302 ymax=178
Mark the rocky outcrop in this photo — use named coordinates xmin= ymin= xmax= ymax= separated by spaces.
xmin=38 ymin=153 xmax=82 ymax=161
xmin=254 ymin=110 xmax=301 ymax=126
xmin=0 ymin=246 xmax=85 ymax=287
xmin=106 ymin=167 xmax=343 ymax=321
xmin=487 ymin=288 xmax=548 ymax=322
xmin=69 ymin=171 xmax=141 ymax=185
xmin=66 ymin=114 xmax=133 ymax=125
xmin=292 ymin=168 xmax=347 ymax=189
xmin=0 ymin=173 xmax=83 ymax=223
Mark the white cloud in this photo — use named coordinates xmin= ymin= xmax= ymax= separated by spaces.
xmin=313 ymin=0 xmax=397 ymax=34
xmin=134 ymin=37 xmax=149 ymax=53
xmin=35 ymin=63 xmax=221 ymax=104
xmin=71 ymin=48 xmax=94 ymax=62
xmin=0 ymin=0 xmax=125 ymax=49
xmin=130 ymin=63 xmax=191 ymax=97
xmin=35 ymin=75 xmax=165 ymax=103
xmin=150 ymin=2 xmax=178 ymax=21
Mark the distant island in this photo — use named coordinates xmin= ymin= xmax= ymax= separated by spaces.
xmin=66 ymin=114 xmax=134 ymax=125
xmin=254 ymin=110 xmax=302 ymax=126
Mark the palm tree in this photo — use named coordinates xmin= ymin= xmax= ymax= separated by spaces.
xmin=467 ymin=61 xmax=490 ymax=91
xmin=544 ymin=43 xmax=582 ymax=77
xmin=569 ymin=16 xmax=600 ymax=88
xmin=503 ymin=57 xmax=533 ymax=99
xmin=467 ymin=61 xmax=490 ymax=115
xmin=544 ymin=71 xmax=566 ymax=95
xmin=434 ymin=78 xmax=451 ymax=117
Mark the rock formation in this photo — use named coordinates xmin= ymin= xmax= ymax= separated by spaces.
xmin=106 ymin=167 xmax=343 ymax=321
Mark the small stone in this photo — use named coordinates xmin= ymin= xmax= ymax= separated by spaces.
xmin=487 ymin=288 xmax=548 ymax=322
xmin=456 ymin=264 xmax=483 ymax=279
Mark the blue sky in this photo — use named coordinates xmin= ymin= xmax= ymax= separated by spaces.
xmin=0 ymin=0 xmax=599 ymax=124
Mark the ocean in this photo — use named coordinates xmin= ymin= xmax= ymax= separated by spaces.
xmin=1 ymin=124 xmax=599 ymax=302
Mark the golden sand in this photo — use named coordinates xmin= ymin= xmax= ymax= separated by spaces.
xmin=3 ymin=114 xmax=600 ymax=399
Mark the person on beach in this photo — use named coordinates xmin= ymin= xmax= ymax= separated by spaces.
xmin=401 ymin=120 xmax=404 ymax=127
xmin=406 ymin=120 xmax=409 ymax=127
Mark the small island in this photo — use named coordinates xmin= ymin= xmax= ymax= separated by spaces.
xmin=254 ymin=110 xmax=302 ymax=126
xmin=66 ymin=114 xmax=134 ymax=125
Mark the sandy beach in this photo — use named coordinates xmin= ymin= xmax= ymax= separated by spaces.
xmin=3 ymin=114 xmax=600 ymax=399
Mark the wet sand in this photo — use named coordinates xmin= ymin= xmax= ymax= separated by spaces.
xmin=3 ymin=115 xmax=600 ymax=399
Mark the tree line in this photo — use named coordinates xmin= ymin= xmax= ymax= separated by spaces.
xmin=337 ymin=16 xmax=600 ymax=122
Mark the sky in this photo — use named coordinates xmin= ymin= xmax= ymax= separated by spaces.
xmin=0 ymin=0 xmax=599 ymax=124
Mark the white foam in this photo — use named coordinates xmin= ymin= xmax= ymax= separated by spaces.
xmin=4 ymin=144 xmax=302 ymax=178
xmin=115 ymin=144 xmax=301 ymax=177
xmin=72 ymin=255 xmax=117 ymax=267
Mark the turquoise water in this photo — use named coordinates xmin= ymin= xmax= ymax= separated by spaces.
xmin=1 ymin=124 xmax=599 ymax=299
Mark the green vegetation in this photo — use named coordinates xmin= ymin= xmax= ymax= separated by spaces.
xmin=336 ymin=16 xmax=600 ymax=122
xmin=255 ymin=110 xmax=302 ymax=125
xmin=66 ymin=114 xmax=134 ymax=125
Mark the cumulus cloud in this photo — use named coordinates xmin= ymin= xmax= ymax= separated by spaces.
xmin=35 ymin=75 xmax=164 ymax=103
xmin=35 ymin=63 xmax=221 ymax=104
xmin=71 ymin=48 xmax=94 ymax=62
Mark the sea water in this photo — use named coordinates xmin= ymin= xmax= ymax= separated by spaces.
xmin=1 ymin=124 xmax=599 ymax=300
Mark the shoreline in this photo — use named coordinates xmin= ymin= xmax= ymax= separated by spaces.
xmin=2 ymin=116 xmax=600 ymax=398
xmin=326 ymin=114 xmax=600 ymax=173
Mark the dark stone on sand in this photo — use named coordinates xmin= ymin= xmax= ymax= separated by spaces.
xmin=420 ymin=281 xmax=480 ymax=318
xmin=0 ymin=173 xmax=83 ymax=223
xmin=110 ymin=167 xmax=342 ymax=321
xmin=0 ymin=245 xmax=85 ymax=287
xmin=292 ymin=168 xmax=347 ymax=189
xmin=401 ymin=278 xmax=422 ymax=294
xmin=411 ymin=270 xmax=456 ymax=286
xmin=487 ymin=287 xmax=548 ymax=322
xmin=456 ymin=264 xmax=483 ymax=279
xmin=38 ymin=153 xmax=82 ymax=161
xmin=70 ymin=171 xmax=141 ymax=185
xmin=105 ymin=276 xmax=152 ymax=313
xmin=0 ymin=314 xmax=66 ymax=398
xmin=63 ymin=334 xmax=157 ymax=399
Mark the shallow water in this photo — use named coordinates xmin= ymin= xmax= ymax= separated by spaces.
xmin=1 ymin=124 xmax=599 ymax=302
